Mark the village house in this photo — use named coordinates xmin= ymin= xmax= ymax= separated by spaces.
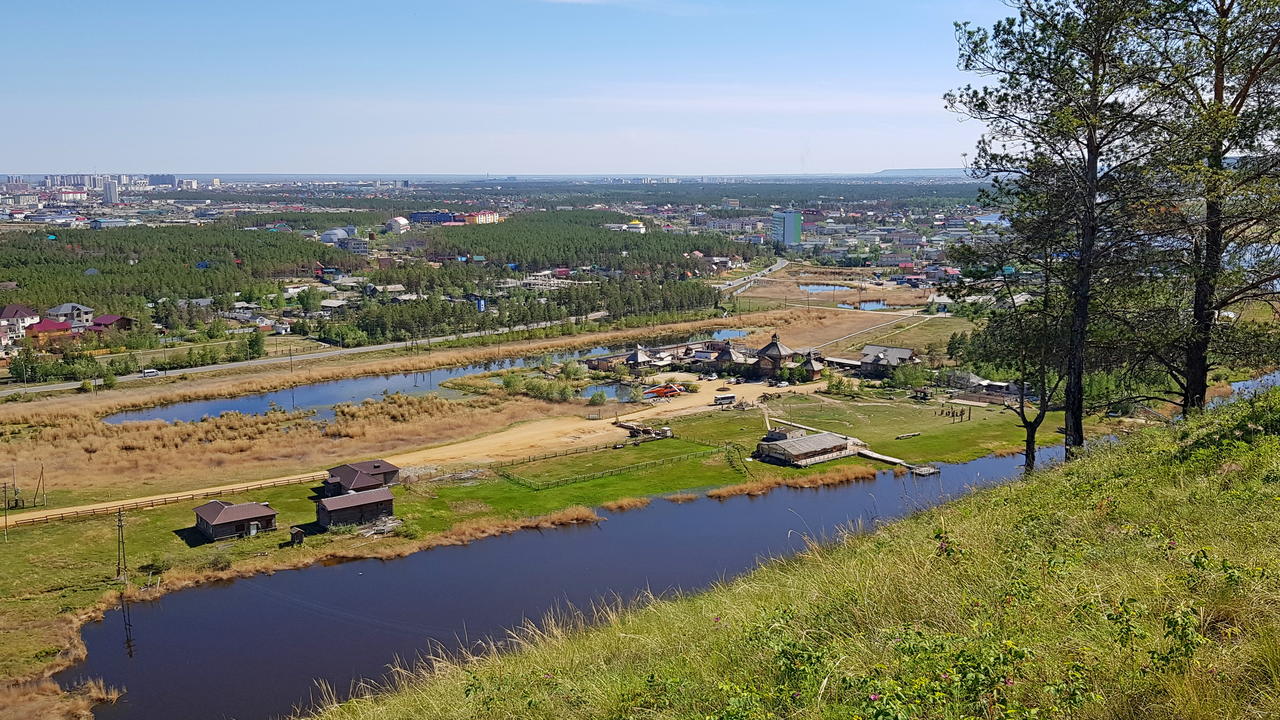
xmin=87 ymin=314 xmax=136 ymax=333
xmin=24 ymin=318 xmax=73 ymax=346
xmin=0 ymin=304 xmax=39 ymax=346
xmin=44 ymin=302 xmax=94 ymax=329
xmin=856 ymin=345 xmax=920 ymax=379
xmin=323 ymin=459 xmax=400 ymax=497
xmin=317 ymin=487 xmax=395 ymax=528
xmin=193 ymin=500 xmax=278 ymax=541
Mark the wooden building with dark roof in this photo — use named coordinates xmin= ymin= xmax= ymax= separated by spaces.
xmin=193 ymin=500 xmax=278 ymax=541
xmin=323 ymin=459 xmax=400 ymax=497
xmin=317 ymin=487 xmax=395 ymax=528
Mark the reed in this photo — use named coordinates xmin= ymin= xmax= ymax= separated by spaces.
xmin=663 ymin=493 xmax=699 ymax=503
xmin=600 ymin=497 xmax=651 ymax=512
xmin=706 ymin=464 xmax=878 ymax=499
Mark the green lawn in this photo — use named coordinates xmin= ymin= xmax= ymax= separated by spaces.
xmin=509 ymin=437 xmax=714 ymax=484
xmin=843 ymin=315 xmax=975 ymax=354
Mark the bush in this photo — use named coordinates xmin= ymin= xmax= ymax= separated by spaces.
xmin=202 ymin=552 xmax=233 ymax=572
xmin=101 ymin=373 xmax=117 ymax=389
xmin=394 ymin=525 xmax=421 ymax=540
xmin=77 ymin=380 xmax=94 ymax=393
xmin=588 ymin=391 xmax=608 ymax=406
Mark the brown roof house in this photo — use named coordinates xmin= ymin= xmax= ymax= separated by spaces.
xmin=193 ymin=500 xmax=278 ymax=541
xmin=755 ymin=333 xmax=797 ymax=376
xmin=317 ymin=487 xmax=394 ymax=528
xmin=323 ymin=459 xmax=400 ymax=497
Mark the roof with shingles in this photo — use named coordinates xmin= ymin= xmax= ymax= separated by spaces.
xmin=319 ymin=487 xmax=394 ymax=511
xmin=194 ymin=500 xmax=277 ymax=526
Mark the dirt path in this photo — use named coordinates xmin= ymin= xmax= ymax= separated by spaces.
xmin=6 ymin=382 xmax=822 ymax=526
xmin=386 ymin=381 xmax=822 ymax=466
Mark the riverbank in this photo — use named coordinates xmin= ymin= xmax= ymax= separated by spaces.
xmin=0 ymin=393 xmax=1060 ymax=716
xmin=305 ymin=389 xmax=1280 ymax=720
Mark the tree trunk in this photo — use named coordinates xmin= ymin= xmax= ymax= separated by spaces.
xmin=1184 ymin=49 xmax=1228 ymax=410
xmin=1024 ymin=428 xmax=1038 ymax=474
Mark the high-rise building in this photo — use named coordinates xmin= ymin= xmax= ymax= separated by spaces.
xmin=103 ymin=180 xmax=120 ymax=204
xmin=148 ymin=174 xmax=177 ymax=188
xmin=210 ymin=178 xmax=221 ymax=187
xmin=771 ymin=210 xmax=803 ymax=246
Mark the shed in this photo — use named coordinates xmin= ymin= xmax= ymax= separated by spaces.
xmin=193 ymin=500 xmax=278 ymax=541
xmin=317 ymin=487 xmax=395 ymax=528
xmin=756 ymin=431 xmax=856 ymax=467
xmin=324 ymin=459 xmax=400 ymax=496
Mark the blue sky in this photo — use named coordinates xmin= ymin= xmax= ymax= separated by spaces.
xmin=4 ymin=0 xmax=1008 ymax=174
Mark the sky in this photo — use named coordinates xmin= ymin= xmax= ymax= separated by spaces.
xmin=3 ymin=0 xmax=1010 ymax=175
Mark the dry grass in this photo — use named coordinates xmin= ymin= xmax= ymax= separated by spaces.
xmin=600 ymin=497 xmax=652 ymax=512
xmin=77 ymin=678 xmax=123 ymax=705
xmin=706 ymin=464 xmax=877 ymax=499
xmin=0 ymin=679 xmax=89 ymax=720
xmin=663 ymin=493 xmax=699 ymax=503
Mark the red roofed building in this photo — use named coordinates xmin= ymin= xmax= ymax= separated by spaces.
xmin=25 ymin=318 xmax=73 ymax=347
xmin=88 ymin=314 xmax=136 ymax=333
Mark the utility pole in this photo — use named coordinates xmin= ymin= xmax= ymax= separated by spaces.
xmin=2 ymin=482 xmax=7 ymax=542
xmin=115 ymin=509 xmax=128 ymax=583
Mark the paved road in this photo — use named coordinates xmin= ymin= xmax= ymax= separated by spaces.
xmin=0 ymin=311 xmax=610 ymax=398
xmin=716 ymin=258 xmax=789 ymax=295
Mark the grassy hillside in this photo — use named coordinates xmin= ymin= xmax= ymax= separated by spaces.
xmin=310 ymin=391 xmax=1280 ymax=720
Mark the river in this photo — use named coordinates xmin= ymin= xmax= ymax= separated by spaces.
xmin=58 ymin=447 xmax=1062 ymax=720
xmin=103 ymin=330 xmax=747 ymax=424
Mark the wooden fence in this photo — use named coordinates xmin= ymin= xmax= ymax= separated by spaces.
xmin=6 ymin=472 xmax=328 ymax=528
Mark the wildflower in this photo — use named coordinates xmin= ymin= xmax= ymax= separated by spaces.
xmin=1003 ymin=678 xmax=1015 ymax=687
xmin=869 ymin=693 xmax=882 ymax=701
xmin=543 ymin=673 xmax=554 ymax=678
xmin=713 ymin=616 xmax=721 ymax=623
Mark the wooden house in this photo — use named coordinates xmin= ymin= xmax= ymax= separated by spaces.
xmin=323 ymin=459 xmax=400 ymax=497
xmin=317 ymin=487 xmax=395 ymax=528
xmin=193 ymin=500 xmax=278 ymax=541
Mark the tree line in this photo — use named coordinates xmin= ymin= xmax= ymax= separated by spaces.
xmin=946 ymin=0 xmax=1280 ymax=469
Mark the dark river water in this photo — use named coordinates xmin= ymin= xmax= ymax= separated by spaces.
xmin=57 ymin=448 xmax=1062 ymax=720
xmin=103 ymin=330 xmax=746 ymax=424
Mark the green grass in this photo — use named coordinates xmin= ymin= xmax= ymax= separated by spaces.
xmin=509 ymin=437 xmax=714 ymax=484
xmin=844 ymin=315 xmax=975 ymax=354
xmin=309 ymin=390 xmax=1280 ymax=720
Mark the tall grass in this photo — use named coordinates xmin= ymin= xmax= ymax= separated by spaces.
xmin=303 ymin=391 xmax=1280 ymax=720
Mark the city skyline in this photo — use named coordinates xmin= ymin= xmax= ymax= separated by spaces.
xmin=5 ymin=0 xmax=1005 ymax=175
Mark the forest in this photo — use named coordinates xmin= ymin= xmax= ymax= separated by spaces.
xmin=152 ymin=181 xmax=985 ymax=213
xmin=406 ymin=210 xmax=771 ymax=271
xmin=0 ymin=224 xmax=361 ymax=318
